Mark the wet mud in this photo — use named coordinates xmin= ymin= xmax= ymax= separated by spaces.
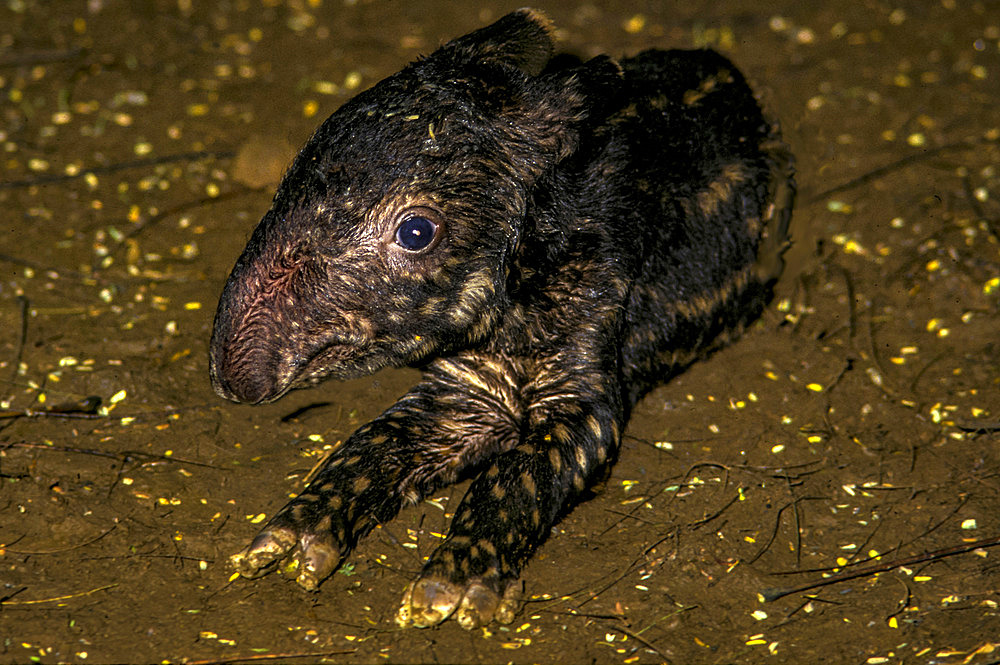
xmin=2 ymin=1 xmax=999 ymax=663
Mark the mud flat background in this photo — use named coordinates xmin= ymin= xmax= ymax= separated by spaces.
xmin=2 ymin=1 xmax=999 ymax=663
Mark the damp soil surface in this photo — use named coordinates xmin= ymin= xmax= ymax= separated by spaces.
xmin=2 ymin=1 xmax=1000 ymax=663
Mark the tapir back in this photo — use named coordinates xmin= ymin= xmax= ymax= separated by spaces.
xmin=611 ymin=48 xmax=793 ymax=398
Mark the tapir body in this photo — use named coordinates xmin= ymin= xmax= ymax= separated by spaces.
xmin=210 ymin=9 xmax=793 ymax=628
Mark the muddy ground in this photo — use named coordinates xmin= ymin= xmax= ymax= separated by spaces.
xmin=2 ymin=1 xmax=999 ymax=663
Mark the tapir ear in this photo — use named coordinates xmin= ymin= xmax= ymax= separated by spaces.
xmin=437 ymin=8 xmax=554 ymax=76
xmin=516 ymin=54 xmax=625 ymax=161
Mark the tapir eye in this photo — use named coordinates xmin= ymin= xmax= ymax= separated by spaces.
xmin=393 ymin=209 xmax=441 ymax=252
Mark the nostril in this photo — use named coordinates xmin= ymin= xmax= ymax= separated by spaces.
xmin=222 ymin=372 xmax=274 ymax=404
xmin=209 ymin=342 xmax=282 ymax=404
xmin=210 ymin=373 xmax=238 ymax=402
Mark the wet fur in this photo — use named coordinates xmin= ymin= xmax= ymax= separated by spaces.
xmin=210 ymin=9 xmax=794 ymax=629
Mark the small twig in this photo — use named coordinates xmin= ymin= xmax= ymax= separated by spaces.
xmin=907 ymin=495 xmax=969 ymax=546
xmin=593 ymin=458 xmax=722 ymax=539
xmin=843 ymin=521 xmax=884 ymax=567
xmin=0 ymin=150 xmax=233 ymax=190
xmin=81 ymin=553 xmax=213 ymax=563
xmin=962 ymin=173 xmax=1000 ymax=242
xmin=597 ymin=476 xmax=688 ymax=537
xmin=92 ymin=186 xmax=255 ymax=275
xmin=688 ymin=490 xmax=740 ymax=529
xmin=185 ymin=650 xmax=358 ymax=665
xmin=10 ymin=295 xmax=29 ymax=384
xmin=0 ymin=582 xmax=118 ymax=606
xmin=0 ymin=396 xmax=102 ymax=420
xmin=786 ymin=478 xmax=804 ymax=568
xmin=823 ymin=357 xmax=855 ymax=395
xmin=886 ymin=575 xmax=913 ymax=623
xmin=759 ymin=532 xmax=1000 ymax=602
xmin=301 ymin=447 xmax=336 ymax=487
xmin=121 ymin=186 xmax=249 ymax=242
xmin=543 ymin=467 xmax=741 ymax=614
xmin=767 ymin=497 xmax=970 ymax=579
xmin=0 ymin=47 xmax=85 ymax=68
xmin=604 ymin=619 xmax=677 ymax=664
xmin=598 ymin=461 xmax=735 ymax=538
xmin=0 ymin=252 xmax=110 ymax=287
xmin=738 ymin=459 xmax=827 ymax=478
xmin=4 ymin=523 xmax=117 ymax=555
xmin=745 ymin=496 xmax=827 ymax=565
xmin=909 ymin=351 xmax=948 ymax=396
xmin=806 ymin=133 xmax=1000 ymax=204
xmin=556 ymin=528 xmax=678 ymax=611
xmin=601 ymin=507 xmax=661 ymax=528
xmin=1 ymin=441 xmax=223 ymax=470
xmin=955 ymin=420 xmax=1000 ymax=434
xmin=543 ymin=609 xmax=621 ymax=620
xmin=836 ymin=265 xmax=857 ymax=341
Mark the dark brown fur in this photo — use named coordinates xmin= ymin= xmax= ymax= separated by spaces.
xmin=209 ymin=9 xmax=793 ymax=629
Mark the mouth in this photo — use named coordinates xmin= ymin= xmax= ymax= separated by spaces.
xmin=282 ymin=342 xmax=360 ymax=392
xmin=211 ymin=337 xmax=362 ymax=405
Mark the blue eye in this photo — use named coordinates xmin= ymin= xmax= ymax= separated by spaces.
xmin=394 ymin=214 xmax=438 ymax=252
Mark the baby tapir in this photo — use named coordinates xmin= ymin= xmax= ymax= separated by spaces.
xmin=209 ymin=8 xmax=794 ymax=629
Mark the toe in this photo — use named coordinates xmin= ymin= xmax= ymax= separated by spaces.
xmin=396 ymin=575 xmax=520 ymax=629
xmin=231 ymin=526 xmax=298 ymax=578
xmin=454 ymin=581 xmax=500 ymax=630
xmin=295 ymin=531 xmax=340 ymax=591
xmin=395 ymin=582 xmax=416 ymax=627
xmin=494 ymin=581 xmax=522 ymax=625
xmin=397 ymin=576 xmax=464 ymax=628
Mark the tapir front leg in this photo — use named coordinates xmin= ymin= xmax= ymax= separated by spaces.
xmin=231 ymin=354 xmax=523 ymax=590
xmin=397 ymin=360 xmax=625 ymax=629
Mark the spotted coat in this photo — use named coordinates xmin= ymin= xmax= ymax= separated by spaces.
xmin=209 ymin=8 xmax=794 ymax=630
